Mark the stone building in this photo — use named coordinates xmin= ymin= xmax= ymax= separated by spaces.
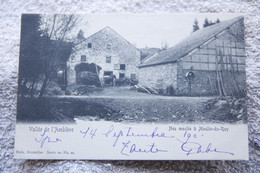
xmin=67 ymin=27 xmax=140 ymax=85
xmin=138 ymin=17 xmax=246 ymax=96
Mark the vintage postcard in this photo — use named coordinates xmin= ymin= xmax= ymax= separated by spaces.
xmin=15 ymin=13 xmax=248 ymax=160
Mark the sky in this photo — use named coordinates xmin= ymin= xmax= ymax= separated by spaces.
xmin=78 ymin=13 xmax=243 ymax=49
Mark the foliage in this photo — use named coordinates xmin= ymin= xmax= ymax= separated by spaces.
xmin=18 ymin=14 xmax=43 ymax=97
xmin=38 ymin=14 xmax=80 ymax=97
xmin=44 ymin=81 xmax=63 ymax=96
xmin=203 ymin=17 xmax=220 ymax=28
xmin=77 ymin=30 xmax=85 ymax=40
xmin=18 ymin=14 xmax=80 ymax=98
xmin=203 ymin=18 xmax=210 ymax=28
xmin=193 ymin=18 xmax=199 ymax=32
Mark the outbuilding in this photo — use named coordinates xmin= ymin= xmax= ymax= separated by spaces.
xmin=138 ymin=17 xmax=246 ymax=96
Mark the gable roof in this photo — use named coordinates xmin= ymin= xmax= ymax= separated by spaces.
xmin=75 ymin=26 xmax=138 ymax=51
xmin=139 ymin=16 xmax=244 ymax=68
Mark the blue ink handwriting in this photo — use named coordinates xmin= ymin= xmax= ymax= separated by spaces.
xmin=35 ymin=130 xmax=61 ymax=148
xmin=80 ymin=127 xmax=97 ymax=139
xmin=120 ymin=140 xmax=168 ymax=156
xmin=179 ymin=131 xmax=234 ymax=156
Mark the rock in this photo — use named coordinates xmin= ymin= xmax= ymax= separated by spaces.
xmin=253 ymin=137 xmax=260 ymax=148
xmin=230 ymin=109 xmax=238 ymax=115
xmin=234 ymin=99 xmax=240 ymax=106
xmin=214 ymin=100 xmax=228 ymax=108
xmin=237 ymin=108 xmax=244 ymax=119
xmin=237 ymin=113 xmax=243 ymax=119
xmin=225 ymin=96 xmax=233 ymax=104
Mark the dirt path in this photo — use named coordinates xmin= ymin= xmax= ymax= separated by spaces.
xmin=54 ymin=87 xmax=215 ymax=123
xmin=60 ymin=86 xmax=213 ymax=102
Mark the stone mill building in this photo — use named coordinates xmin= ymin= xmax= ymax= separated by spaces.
xmin=67 ymin=27 xmax=140 ymax=85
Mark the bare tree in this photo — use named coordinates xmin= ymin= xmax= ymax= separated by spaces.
xmin=38 ymin=14 xmax=81 ymax=97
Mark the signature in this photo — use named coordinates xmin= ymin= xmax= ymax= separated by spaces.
xmin=35 ymin=130 xmax=62 ymax=148
xmin=179 ymin=131 xmax=234 ymax=156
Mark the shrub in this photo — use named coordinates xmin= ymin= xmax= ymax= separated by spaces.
xmin=45 ymin=81 xmax=63 ymax=96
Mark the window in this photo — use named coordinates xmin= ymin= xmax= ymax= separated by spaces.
xmin=88 ymin=43 xmax=92 ymax=48
xmin=106 ymin=44 xmax=111 ymax=50
xmin=106 ymin=56 xmax=111 ymax=63
xmin=119 ymin=73 xmax=125 ymax=78
xmin=81 ymin=55 xmax=86 ymax=62
xmin=120 ymin=64 xmax=125 ymax=70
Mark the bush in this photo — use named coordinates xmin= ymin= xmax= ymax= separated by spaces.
xmin=67 ymin=84 xmax=103 ymax=95
xmin=45 ymin=81 xmax=63 ymax=96
xmin=65 ymin=90 xmax=71 ymax=95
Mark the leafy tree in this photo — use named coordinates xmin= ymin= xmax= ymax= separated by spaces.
xmin=193 ymin=18 xmax=199 ymax=32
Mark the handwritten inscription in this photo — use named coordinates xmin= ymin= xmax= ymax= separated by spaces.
xmin=35 ymin=129 xmax=62 ymax=148
xmin=79 ymin=125 xmax=234 ymax=157
xmin=120 ymin=140 xmax=168 ymax=156
xmin=180 ymin=131 xmax=234 ymax=156
xmin=31 ymin=124 xmax=234 ymax=157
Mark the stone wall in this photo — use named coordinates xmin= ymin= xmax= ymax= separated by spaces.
xmin=67 ymin=27 xmax=140 ymax=85
xmin=176 ymin=64 xmax=246 ymax=96
xmin=176 ymin=19 xmax=246 ymax=96
xmin=138 ymin=63 xmax=177 ymax=90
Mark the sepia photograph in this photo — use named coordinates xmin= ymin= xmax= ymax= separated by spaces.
xmin=17 ymin=14 xmax=247 ymax=124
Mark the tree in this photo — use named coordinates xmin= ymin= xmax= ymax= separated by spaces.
xmin=18 ymin=14 xmax=43 ymax=97
xmin=208 ymin=20 xmax=215 ymax=27
xmin=161 ymin=41 xmax=168 ymax=50
xmin=77 ymin=30 xmax=85 ymax=40
xmin=203 ymin=18 xmax=218 ymax=28
xmin=38 ymin=14 xmax=80 ymax=97
xmin=203 ymin=18 xmax=209 ymax=28
xmin=193 ymin=18 xmax=199 ymax=32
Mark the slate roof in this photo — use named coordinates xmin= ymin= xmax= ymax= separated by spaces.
xmin=139 ymin=16 xmax=243 ymax=68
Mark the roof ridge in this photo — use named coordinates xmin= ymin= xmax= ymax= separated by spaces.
xmin=139 ymin=16 xmax=244 ymax=68
xmin=75 ymin=26 xmax=139 ymax=51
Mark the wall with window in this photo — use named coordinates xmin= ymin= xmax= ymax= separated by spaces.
xmin=67 ymin=27 xmax=140 ymax=85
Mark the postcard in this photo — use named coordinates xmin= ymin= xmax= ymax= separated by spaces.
xmin=15 ymin=13 xmax=248 ymax=160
